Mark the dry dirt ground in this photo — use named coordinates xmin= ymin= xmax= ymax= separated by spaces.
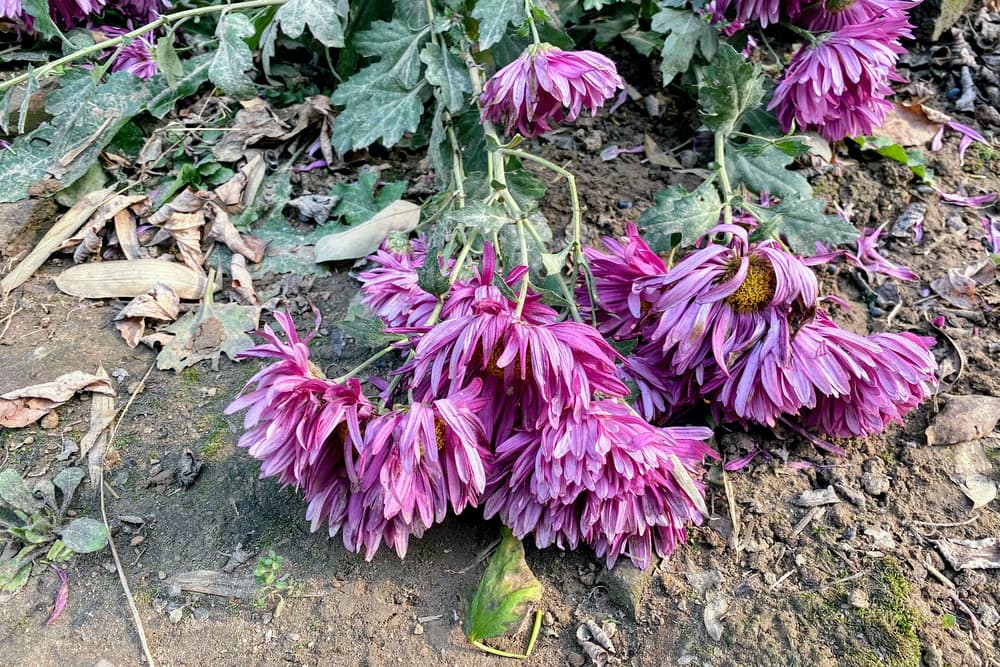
xmin=2 ymin=37 xmax=1000 ymax=667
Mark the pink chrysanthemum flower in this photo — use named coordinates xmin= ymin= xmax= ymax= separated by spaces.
xmin=768 ymin=16 xmax=912 ymax=141
xmin=644 ymin=225 xmax=818 ymax=379
xmin=485 ymin=399 xmax=715 ymax=568
xmin=582 ymin=223 xmax=667 ymax=339
xmin=708 ymin=311 xmax=936 ymax=433
xmin=106 ymin=0 xmax=170 ymax=23
xmin=408 ymin=288 xmax=628 ymax=431
xmin=479 ymin=44 xmax=624 ymax=138
xmin=97 ymin=26 xmax=159 ymax=79
xmin=619 ymin=342 xmax=704 ymax=423
xmin=795 ymin=0 xmax=914 ymax=32
xmin=797 ymin=319 xmax=937 ymax=437
xmin=51 ymin=0 xmax=105 ymax=26
xmin=225 ymin=311 xmax=373 ymax=487
xmin=358 ymin=238 xmax=440 ymax=329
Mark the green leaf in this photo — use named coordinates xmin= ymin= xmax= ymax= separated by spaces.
xmin=0 ymin=554 xmax=32 ymax=594
xmin=854 ymin=136 xmax=934 ymax=183
xmin=638 ymin=180 xmax=722 ymax=250
xmin=331 ymin=172 xmax=407 ymax=226
xmin=146 ymin=53 xmax=212 ymax=119
xmin=209 ymin=13 xmax=257 ymax=99
xmin=52 ymin=468 xmax=85 ymax=514
xmin=417 ymin=245 xmax=451 ymax=296
xmin=0 ymin=470 xmax=44 ymax=515
xmin=465 ymin=528 xmax=543 ymax=643
xmin=698 ymin=43 xmax=763 ymax=136
xmin=0 ymin=71 xmax=151 ymax=203
xmin=355 ymin=19 xmax=431 ymax=88
xmin=726 ymin=143 xmax=812 ymax=200
xmin=472 ymin=0 xmax=527 ymax=49
xmin=445 ymin=202 xmax=514 ymax=236
xmin=747 ymin=198 xmax=858 ymax=255
xmin=273 ymin=0 xmax=349 ymax=47
xmin=465 ymin=169 xmax=546 ymax=213
xmin=155 ymin=35 xmax=184 ymax=89
xmin=497 ymin=213 xmax=552 ymax=279
xmin=622 ymin=28 xmax=663 ymax=57
xmin=650 ymin=7 xmax=718 ymax=85
xmin=421 ymin=43 xmax=472 ymax=114
xmin=337 ymin=303 xmax=405 ymax=349
xmin=58 ymin=517 xmax=109 ymax=554
xmin=22 ymin=0 xmax=63 ymax=42
xmin=331 ymin=69 xmax=427 ymax=152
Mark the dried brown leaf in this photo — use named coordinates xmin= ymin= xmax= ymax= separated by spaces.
xmin=55 ymin=259 xmax=210 ymax=299
xmin=314 ymin=199 xmax=421 ymax=263
xmin=215 ymin=152 xmax=265 ymax=210
xmin=114 ymin=283 xmax=181 ymax=348
xmin=113 ymin=208 xmax=144 ymax=260
xmin=79 ymin=367 xmax=116 ymax=488
xmin=166 ymin=570 xmax=256 ymax=598
xmin=930 ymin=259 xmax=996 ymax=309
xmin=873 ymin=103 xmax=942 ymax=147
xmin=207 ymin=202 xmax=265 ymax=263
xmin=212 ymin=99 xmax=289 ymax=162
xmin=0 ymin=371 xmax=114 ymax=428
xmin=1 ymin=187 xmax=114 ymax=295
xmin=160 ymin=210 xmax=206 ymax=271
xmin=936 ymin=538 xmax=1000 ymax=570
xmin=229 ymin=254 xmax=259 ymax=305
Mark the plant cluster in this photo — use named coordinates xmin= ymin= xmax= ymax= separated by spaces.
xmin=1 ymin=0 xmax=942 ymax=617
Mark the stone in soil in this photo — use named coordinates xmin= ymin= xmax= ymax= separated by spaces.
xmin=599 ymin=558 xmax=657 ymax=620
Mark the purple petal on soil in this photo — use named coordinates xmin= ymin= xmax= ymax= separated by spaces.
xmin=293 ymin=160 xmax=328 ymax=173
xmin=47 ymin=566 xmax=69 ymax=625
xmin=982 ymin=216 xmax=1000 ymax=254
xmin=937 ymin=190 xmax=999 ymax=207
xmin=947 ymin=121 xmax=987 ymax=164
xmin=609 ymin=87 xmax=628 ymax=114
xmin=931 ymin=315 xmax=948 ymax=327
xmin=780 ymin=417 xmax=847 ymax=456
xmin=599 ymin=144 xmax=644 ymax=161
xmin=724 ymin=448 xmax=768 ymax=471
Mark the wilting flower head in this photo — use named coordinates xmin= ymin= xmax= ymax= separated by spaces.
xmin=225 ymin=311 xmax=373 ymax=487
xmin=644 ymin=224 xmax=818 ymax=378
xmin=794 ymin=0 xmax=915 ymax=32
xmin=97 ymin=26 xmax=159 ymax=79
xmin=359 ymin=238 xmax=440 ymax=329
xmin=797 ymin=318 xmax=937 ymax=437
xmin=768 ymin=16 xmax=912 ymax=141
xmin=619 ymin=342 xmax=703 ymax=423
xmin=51 ymin=0 xmax=105 ymax=26
xmin=485 ymin=399 xmax=715 ymax=569
xmin=106 ymin=0 xmax=170 ymax=23
xmin=707 ymin=310 xmax=936 ymax=434
xmin=479 ymin=44 xmax=624 ymax=138
xmin=707 ymin=0 xmax=784 ymax=27
xmin=407 ymin=288 xmax=627 ymax=431
xmin=582 ymin=223 xmax=668 ymax=339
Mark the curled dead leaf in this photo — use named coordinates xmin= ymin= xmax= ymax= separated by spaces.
xmin=55 ymin=259 xmax=210 ymax=299
xmin=314 ymin=199 xmax=421 ymax=263
xmin=0 ymin=371 xmax=115 ymax=428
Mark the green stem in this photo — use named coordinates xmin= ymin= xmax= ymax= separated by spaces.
xmin=424 ymin=0 xmax=440 ymax=47
xmin=514 ymin=218 xmax=530 ymax=318
xmin=445 ymin=114 xmax=467 ymax=208
xmin=497 ymin=148 xmax=583 ymax=265
xmin=714 ymin=132 xmax=734 ymax=226
xmin=783 ymin=22 xmax=819 ymax=47
xmin=0 ymin=0 xmax=292 ymax=93
xmin=522 ymin=216 xmax=581 ymax=322
xmin=471 ymin=640 xmax=528 ymax=660
xmin=332 ymin=344 xmax=395 ymax=384
xmin=524 ymin=0 xmax=541 ymax=44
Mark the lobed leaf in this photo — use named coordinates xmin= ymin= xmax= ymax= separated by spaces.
xmin=726 ymin=143 xmax=812 ymax=200
xmin=209 ymin=13 xmax=257 ymax=99
xmin=650 ymin=7 xmax=718 ymax=85
xmin=747 ymin=198 xmax=858 ymax=255
xmin=639 ymin=180 xmax=723 ymax=250
xmin=273 ymin=0 xmax=349 ymax=47
xmin=698 ymin=43 xmax=763 ymax=137
xmin=421 ymin=43 xmax=472 ymax=114
xmin=472 ymin=0 xmax=527 ymax=50
xmin=331 ymin=172 xmax=408 ymax=226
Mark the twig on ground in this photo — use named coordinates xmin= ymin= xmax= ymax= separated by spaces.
xmin=100 ymin=361 xmax=159 ymax=665
xmin=448 ymin=538 xmax=502 ymax=575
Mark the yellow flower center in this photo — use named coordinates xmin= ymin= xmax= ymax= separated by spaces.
xmin=725 ymin=257 xmax=776 ymax=313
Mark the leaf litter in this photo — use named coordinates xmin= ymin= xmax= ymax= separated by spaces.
xmin=0 ymin=371 xmax=115 ymax=428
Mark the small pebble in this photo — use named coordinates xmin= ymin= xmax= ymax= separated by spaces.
xmin=615 ymin=200 xmax=634 ymax=210
xmin=978 ymin=604 xmax=999 ymax=627
xmin=413 ymin=623 xmax=424 ymax=636
xmin=130 ymin=535 xmax=145 ymax=547
xmin=40 ymin=412 xmax=59 ymax=430
xmin=168 ymin=608 xmax=183 ymax=624
xmin=848 ymin=589 xmax=870 ymax=609
xmin=192 ymin=607 xmax=210 ymax=621
xmin=158 ymin=571 xmax=167 ymax=580
xmin=861 ymin=471 xmax=891 ymax=496
xmin=567 ymin=653 xmax=587 ymax=667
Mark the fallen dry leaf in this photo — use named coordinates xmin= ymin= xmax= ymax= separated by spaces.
xmin=207 ymin=202 xmax=265 ymax=263
xmin=114 ymin=283 xmax=181 ymax=348
xmin=873 ymin=103 xmax=942 ymax=147
xmin=113 ymin=208 xmax=144 ymax=260
xmin=1 ymin=187 xmax=114 ymax=295
xmin=314 ymin=199 xmax=421 ymax=263
xmin=950 ymin=473 xmax=997 ymax=510
xmin=55 ymin=259 xmax=210 ymax=299
xmin=212 ymin=98 xmax=289 ymax=162
xmin=215 ymin=152 xmax=265 ymax=210
xmin=0 ymin=371 xmax=115 ymax=428
xmin=79 ymin=367 xmax=116 ymax=489
xmin=926 ymin=394 xmax=1000 ymax=445
xmin=936 ymin=537 xmax=1000 ymax=570
xmin=643 ymin=133 xmax=682 ymax=168
xmin=930 ymin=259 xmax=996 ymax=309
xmin=229 ymin=254 xmax=259 ymax=306
xmin=160 ymin=210 xmax=206 ymax=271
